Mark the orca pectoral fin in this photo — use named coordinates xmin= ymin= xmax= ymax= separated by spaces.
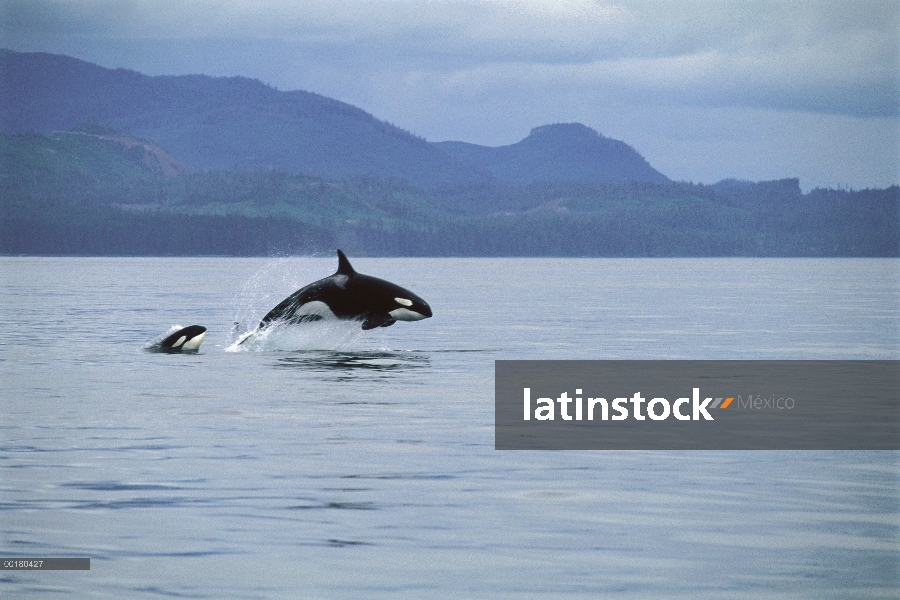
xmin=237 ymin=329 xmax=258 ymax=345
xmin=361 ymin=314 xmax=396 ymax=330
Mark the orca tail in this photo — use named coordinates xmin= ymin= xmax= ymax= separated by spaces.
xmin=336 ymin=249 xmax=356 ymax=276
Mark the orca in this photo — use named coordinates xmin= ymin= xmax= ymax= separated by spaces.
xmin=150 ymin=325 xmax=207 ymax=353
xmin=240 ymin=250 xmax=431 ymax=343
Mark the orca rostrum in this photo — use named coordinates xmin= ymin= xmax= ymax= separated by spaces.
xmin=151 ymin=325 xmax=207 ymax=353
xmin=240 ymin=250 xmax=432 ymax=343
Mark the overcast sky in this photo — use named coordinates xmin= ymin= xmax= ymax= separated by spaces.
xmin=3 ymin=0 xmax=898 ymax=189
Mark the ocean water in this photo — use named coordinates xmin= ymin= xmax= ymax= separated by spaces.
xmin=1 ymin=256 xmax=898 ymax=599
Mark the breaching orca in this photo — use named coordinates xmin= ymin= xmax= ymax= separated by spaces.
xmin=150 ymin=325 xmax=207 ymax=353
xmin=239 ymin=250 xmax=431 ymax=343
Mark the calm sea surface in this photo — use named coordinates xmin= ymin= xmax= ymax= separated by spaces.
xmin=1 ymin=257 xmax=898 ymax=599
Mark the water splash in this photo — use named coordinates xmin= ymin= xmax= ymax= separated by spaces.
xmin=226 ymin=319 xmax=371 ymax=352
xmin=143 ymin=324 xmax=184 ymax=350
xmin=229 ymin=257 xmax=303 ymax=333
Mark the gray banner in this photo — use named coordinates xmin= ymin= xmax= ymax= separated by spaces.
xmin=1 ymin=558 xmax=90 ymax=570
xmin=495 ymin=361 xmax=899 ymax=450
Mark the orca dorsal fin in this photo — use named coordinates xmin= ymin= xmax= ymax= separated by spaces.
xmin=336 ymin=249 xmax=356 ymax=276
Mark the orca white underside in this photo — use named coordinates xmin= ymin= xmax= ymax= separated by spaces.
xmin=294 ymin=300 xmax=338 ymax=320
xmin=389 ymin=307 xmax=428 ymax=321
xmin=179 ymin=332 xmax=205 ymax=351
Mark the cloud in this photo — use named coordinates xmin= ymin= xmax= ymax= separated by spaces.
xmin=4 ymin=0 xmax=896 ymax=118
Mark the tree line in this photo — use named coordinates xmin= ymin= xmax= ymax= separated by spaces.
xmin=2 ymin=132 xmax=897 ymax=256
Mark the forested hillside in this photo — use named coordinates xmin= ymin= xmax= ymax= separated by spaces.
xmin=2 ymin=131 xmax=896 ymax=257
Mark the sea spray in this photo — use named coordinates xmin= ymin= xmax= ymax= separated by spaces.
xmin=226 ymin=319 xmax=368 ymax=352
xmin=228 ymin=255 xmax=339 ymax=350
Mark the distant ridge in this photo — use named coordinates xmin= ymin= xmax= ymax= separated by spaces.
xmin=0 ymin=49 xmax=486 ymax=187
xmin=1 ymin=49 xmax=669 ymax=187
xmin=436 ymin=123 xmax=669 ymax=185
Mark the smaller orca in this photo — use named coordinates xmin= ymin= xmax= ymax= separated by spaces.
xmin=239 ymin=250 xmax=431 ymax=344
xmin=150 ymin=325 xmax=207 ymax=353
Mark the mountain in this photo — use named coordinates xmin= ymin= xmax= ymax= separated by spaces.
xmin=0 ymin=49 xmax=668 ymax=187
xmin=435 ymin=123 xmax=669 ymax=185
xmin=8 ymin=50 xmax=892 ymax=258
xmin=0 ymin=49 xmax=487 ymax=187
